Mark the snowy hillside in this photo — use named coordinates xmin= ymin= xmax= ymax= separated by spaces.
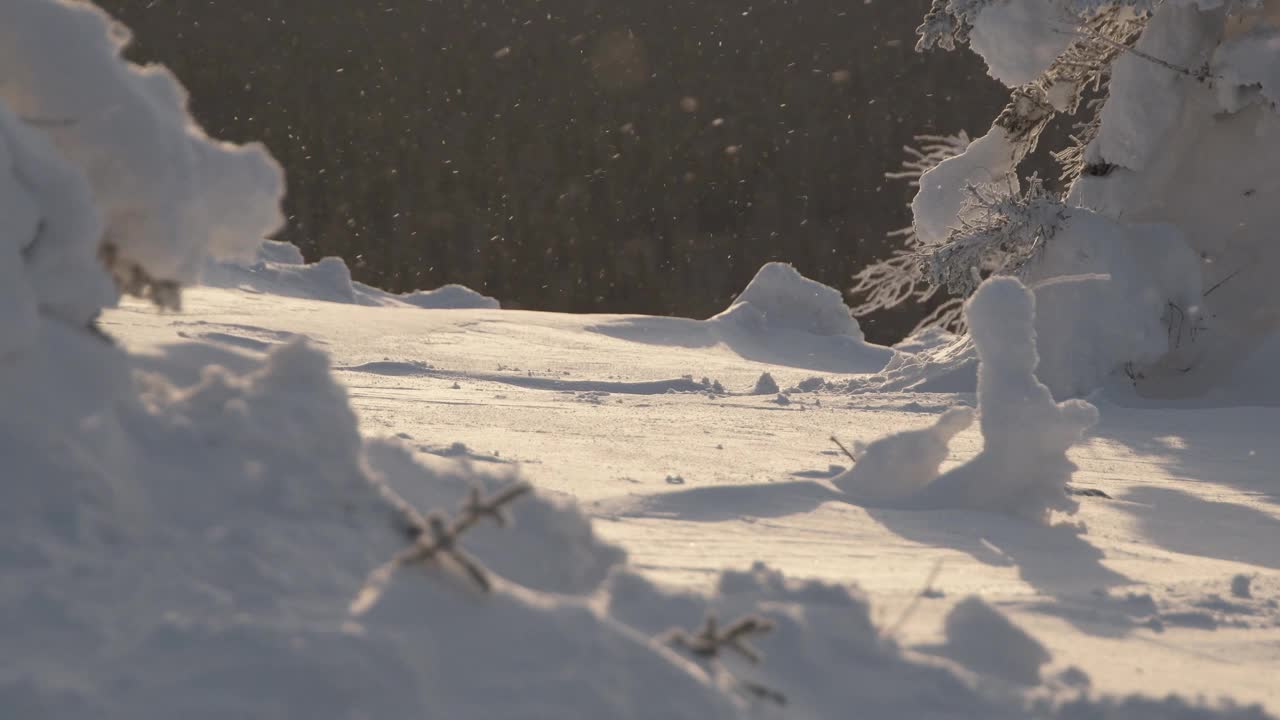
xmin=6 ymin=0 xmax=1280 ymax=718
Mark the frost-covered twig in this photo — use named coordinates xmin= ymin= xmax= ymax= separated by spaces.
xmin=99 ymin=242 xmax=183 ymax=311
xmin=926 ymin=177 xmax=1067 ymax=297
xmin=851 ymin=133 xmax=970 ymax=326
xmin=666 ymin=613 xmax=774 ymax=664
xmin=830 ymin=435 xmax=860 ymax=465
xmin=666 ymin=613 xmax=787 ymax=706
xmin=349 ymin=479 xmax=532 ymax=615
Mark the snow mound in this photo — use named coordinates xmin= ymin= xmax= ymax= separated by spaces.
xmin=0 ymin=0 xmax=284 ymax=285
xmin=838 ymin=277 xmax=1099 ymax=521
xmin=606 ymin=562 xmax=1030 ymax=720
xmin=203 ymin=240 xmax=500 ymax=309
xmin=364 ymin=440 xmax=627 ymax=595
xmin=398 ymin=284 xmax=499 ymax=309
xmin=713 ymin=262 xmax=864 ymax=338
xmin=3 ymin=334 xmax=739 ymax=719
xmin=832 ymin=407 xmax=974 ymax=503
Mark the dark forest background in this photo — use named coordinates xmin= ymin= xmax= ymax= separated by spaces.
xmin=98 ymin=0 xmax=1005 ymax=343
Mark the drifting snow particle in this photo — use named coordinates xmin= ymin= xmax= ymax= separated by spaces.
xmin=679 ymin=96 xmax=700 ymax=112
xmin=493 ymin=46 xmax=512 ymax=59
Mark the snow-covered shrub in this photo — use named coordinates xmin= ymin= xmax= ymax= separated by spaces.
xmin=0 ymin=0 xmax=284 ymax=310
xmin=867 ymin=0 xmax=1280 ymax=399
xmin=836 ymin=277 xmax=1098 ymax=521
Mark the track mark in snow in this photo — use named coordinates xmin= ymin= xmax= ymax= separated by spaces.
xmin=173 ymin=321 xmax=317 ymax=351
xmin=337 ymin=361 xmax=721 ymax=395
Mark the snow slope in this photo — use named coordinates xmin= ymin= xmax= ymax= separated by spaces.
xmin=103 ymin=265 xmax=1280 ymax=717
xmin=8 ymin=0 xmax=1280 ymax=716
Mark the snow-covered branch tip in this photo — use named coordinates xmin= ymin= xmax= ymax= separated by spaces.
xmin=349 ymin=480 xmax=532 ymax=615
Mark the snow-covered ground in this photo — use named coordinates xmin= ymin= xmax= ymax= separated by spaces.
xmin=101 ymin=256 xmax=1280 ymax=715
xmin=10 ymin=1 xmax=1280 ymax=717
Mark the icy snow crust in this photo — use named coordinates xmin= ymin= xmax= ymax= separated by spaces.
xmin=9 ymin=0 xmax=1280 ymax=717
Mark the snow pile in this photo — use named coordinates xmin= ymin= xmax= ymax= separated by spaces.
xmin=0 ymin=0 xmax=284 ymax=289
xmin=606 ymin=562 xmax=1030 ymax=720
xmin=833 ymin=407 xmax=974 ymax=503
xmin=364 ymin=439 xmax=626 ymax=595
xmin=1 ymin=330 xmax=747 ymax=718
xmin=591 ymin=262 xmax=891 ymax=374
xmin=838 ymin=278 xmax=1098 ymax=521
xmin=708 ymin=262 xmax=893 ymax=372
xmin=204 ymin=239 xmax=500 ymax=309
xmin=713 ymin=262 xmax=866 ymax=339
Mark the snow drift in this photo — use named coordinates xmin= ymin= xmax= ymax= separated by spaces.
xmin=203 ymin=239 xmax=500 ymax=309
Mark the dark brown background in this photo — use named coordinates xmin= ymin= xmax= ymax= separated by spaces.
xmin=100 ymin=0 xmax=1005 ymax=342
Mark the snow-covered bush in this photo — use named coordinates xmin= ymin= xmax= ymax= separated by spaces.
xmin=0 ymin=0 xmax=283 ymax=309
xmin=861 ymin=0 xmax=1280 ymax=399
xmin=835 ymin=277 xmax=1099 ymax=522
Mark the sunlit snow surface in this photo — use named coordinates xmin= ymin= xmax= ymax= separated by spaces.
xmin=105 ymin=276 xmax=1280 ymax=714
